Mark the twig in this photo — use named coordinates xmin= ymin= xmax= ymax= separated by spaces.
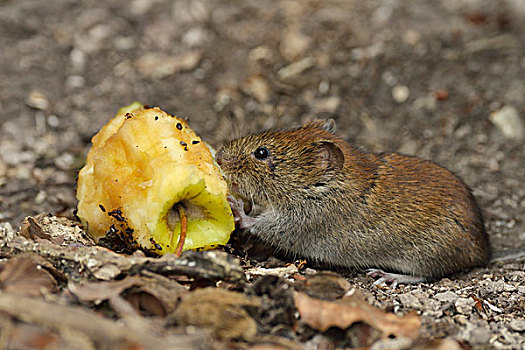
xmin=0 ymin=234 xmax=245 ymax=283
xmin=0 ymin=292 xmax=210 ymax=350
xmin=175 ymin=203 xmax=188 ymax=258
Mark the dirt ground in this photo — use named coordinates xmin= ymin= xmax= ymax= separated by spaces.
xmin=0 ymin=0 xmax=524 ymax=349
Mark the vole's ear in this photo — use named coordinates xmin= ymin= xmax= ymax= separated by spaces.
xmin=315 ymin=140 xmax=345 ymax=171
xmin=304 ymin=118 xmax=337 ymax=134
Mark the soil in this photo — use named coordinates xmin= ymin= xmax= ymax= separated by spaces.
xmin=0 ymin=0 xmax=524 ymax=349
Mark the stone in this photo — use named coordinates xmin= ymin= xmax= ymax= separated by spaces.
xmin=278 ymin=57 xmax=315 ymax=80
xmin=489 ymin=105 xmax=524 ymax=140
xmin=26 ymin=91 xmax=49 ymax=111
xmin=398 ymin=293 xmax=423 ymax=309
xmin=280 ymin=26 xmax=311 ymax=61
xmin=434 ymin=291 xmax=459 ymax=303
xmin=509 ymin=319 xmax=525 ymax=332
xmin=454 ymin=297 xmax=474 ymax=315
xmin=392 ymin=85 xmax=410 ymax=103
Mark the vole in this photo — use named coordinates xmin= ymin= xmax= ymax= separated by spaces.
xmin=215 ymin=119 xmax=507 ymax=285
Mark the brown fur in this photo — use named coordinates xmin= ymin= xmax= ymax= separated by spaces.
xmin=216 ymin=119 xmax=491 ymax=280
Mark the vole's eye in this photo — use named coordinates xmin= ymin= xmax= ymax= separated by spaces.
xmin=254 ymin=146 xmax=270 ymax=160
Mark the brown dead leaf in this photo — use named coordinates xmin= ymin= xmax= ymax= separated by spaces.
xmin=17 ymin=253 xmax=68 ymax=283
xmin=7 ymin=323 xmax=60 ymax=349
xmin=0 ymin=292 xmax=209 ymax=349
xmin=171 ymin=287 xmax=261 ymax=340
xmin=124 ymin=291 xmax=167 ymax=317
xmin=19 ymin=216 xmax=52 ymax=241
xmin=134 ymin=271 xmax=187 ymax=313
xmin=469 ymin=294 xmax=484 ymax=313
xmin=347 ymin=322 xmax=382 ymax=348
xmin=295 ymin=271 xmax=351 ymax=300
xmin=69 ymin=272 xmax=186 ymax=316
xmin=0 ymin=256 xmax=58 ymax=296
xmin=68 ymin=276 xmax=142 ymax=303
xmin=294 ymin=292 xmax=420 ymax=339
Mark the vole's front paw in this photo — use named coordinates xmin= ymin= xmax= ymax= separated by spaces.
xmin=366 ymin=269 xmax=426 ymax=289
xmin=227 ymin=195 xmax=256 ymax=229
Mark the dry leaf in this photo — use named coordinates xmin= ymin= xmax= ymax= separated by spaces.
xmin=125 ymin=291 xmax=167 ymax=317
xmin=7 ymin=324 xmax=60 ymax=349
xmin=295 ymin=271 xmax=351 ymax=300
xmin=469 ymin=294 xmax=484 ymax=313
xmin=69 ymin=273 xmax=186 ymax=316
xmin=0 ymin=256 xmax=58 ymax=296
xmin=68 ymin=276 xmax=142 ymax=303
xmin=134 ymin=271 xmax=187 ymax=313
xmin=19 ymin=217 xmax=51 ymax=241
xmin=0 ymin=292 xmax=209 ymax=349
xmin=294 ymin=292 xmax=420 ymax=339
xmin=172 ymin=287 xmax=261 ymax=340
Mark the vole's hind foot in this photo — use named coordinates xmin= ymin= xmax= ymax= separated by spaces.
xmin=366 ymin=269 xmax=426 ymax=288
xmin=227 ymin=195 xmax=257 ymax=229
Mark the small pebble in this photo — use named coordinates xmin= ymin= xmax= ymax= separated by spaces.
xmin=241 ymin=75 xmax=271 ymax=103
xmin=454 ymin=298 xmax=473 ymax=315
xmin=509 ymin=319 xmax=525 ymax=332
xmin=130 ymin=0 xmax=155 ymax=15
xmin=136 ymin=52 xmax=202 ymax=79
xmin=194 ymin=68 xmax=205 ymax=79
xmin=280 ymin=26 xmax=311 ymax=61
xmin=26 ymin=91 xmax=49 ymax=110
xmin=312 ymin=96 xmax=341 ymax=113
xmin=398 ymin=293 xmax=422 ymax=309
xmin=278 ymin=57 xmax=315 ymax=80
xmin=182 ymin=27 xmax=209 ymax=47
xmin=70 ymin=48 xmax=86 ymax=71
xmin=412 ymin=96 xmax=436 ymax=111
xmin=392 ymin=85 xmax=410 ymax=103
xmin=434 ymin=291 xmax=459 ymax=303
xmin=459 ymin=323 xmax=491 ymax=345
xmin=489 ymin=105 xmax=524 ymax=140
xmin=248 ymin=46 xmax=271 ymax=61
xmin=382 ymin=71 xmax=397 ymax=86
xmin=318 ymin=80 xmax=330 ymax=94
xmin=93 ymin=263 xmax=121 ymax=280
xmin=35 ymin=190 xmax=47 ymax=204
xmin=370 ymin=337 xmax=413 ymax=350
xmin=55 ymin=153 xmax=75 ymax=171
xmin=47 ymin=115 xmax=60 ymax=128
xmin=114 ymin=36 xmax=135 ymax=50
xmin=66 ymin=75 xmax=85 ymax=89
xmin=403 ymin=30 xmax=421 ymax=46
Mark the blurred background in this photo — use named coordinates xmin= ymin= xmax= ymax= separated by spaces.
xmin=0 ymin=0 xmax=524 ymax=250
